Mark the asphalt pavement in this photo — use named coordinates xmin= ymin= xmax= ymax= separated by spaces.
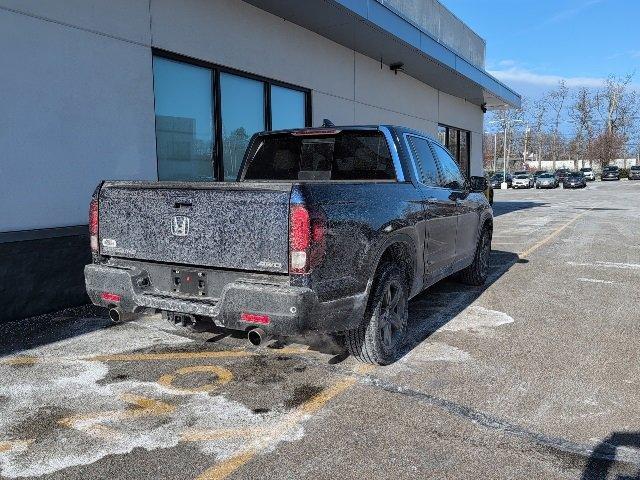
xmin=1 ymin=180 xmax=639 ymax=479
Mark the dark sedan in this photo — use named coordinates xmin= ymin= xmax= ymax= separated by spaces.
xmin=555 ymin=168 xmax=570 ymax=183
xmin=629 ymin=165 xmax=640 ymax=180
xmin=563 ymin=171 xmax=587 ymax=189
xmin=491 ymin=173 xmax=512 ymax=189
xmin=601 ymin=165 xmax=620 ymax=181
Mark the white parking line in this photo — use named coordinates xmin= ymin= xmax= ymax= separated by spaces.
xmin=577 ymin=278 xmax=615 ymax=285
xmin=567 ymin=261 xmax=640 ymax=270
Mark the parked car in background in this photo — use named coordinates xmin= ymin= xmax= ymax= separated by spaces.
xmin=580 ymin=167 xmax=595 ymax=181
xmin=512 ymin=174 xmax=532 ymax=189
xmin=84 ymin=125 xmax=494 ymax=365
xmin=628 ymin=165 xmax=640 ymax=180
xmin=536 ymin=173 xmax=558 ymax=189
xmin=563 ymin=171 xmax=587 ymax=189
xmin=491 ymin=173 xmax=512 ymax=189
xmin=601 ymin=165 xmax=620 ymax=181
xmin=555 ymin=168 xmax=570 ymax=183
xmin=513 ymin=171 xmax=534 ymax=186
xmin=533 ymin=170 xmax=548 ymax=181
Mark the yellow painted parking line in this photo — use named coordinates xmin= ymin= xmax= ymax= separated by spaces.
xmin=58 ymin=394 xmax=175 ymax=434
xmin=519 ymin=209 xmax=592 ymax=259
xmin=196 ymin=452 xmax=257 ymax=480
xmin=194 ymin=364 xmax=374 ymax=480
xmin=0 ymin=439 xmax=34 ymax=453
xmin=157 ymin=365 xmax=233 ymax=394
xmin=3 ymin=356 xmax=39 ymax=366
xmin=182 ymin=428 xmax=264 ymax=442
xmin=90 ymin=350 xmax=252 ymax=363
xmin=2 ymin=345 xmax=312 ymax=367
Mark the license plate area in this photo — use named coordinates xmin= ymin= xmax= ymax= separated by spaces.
xmin=171 ymin=268 xmax=206 ymax=296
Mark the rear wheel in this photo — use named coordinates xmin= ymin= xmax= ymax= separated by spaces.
xmin=458 ymin=226 xmax=491 ymax=286
xmin=344 ymin=263 xmax=408 ymax=365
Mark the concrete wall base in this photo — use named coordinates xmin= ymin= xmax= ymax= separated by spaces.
xmin=0 ymin=236 xmax=90 ymax=323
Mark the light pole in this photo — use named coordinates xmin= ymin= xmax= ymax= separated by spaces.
xmin=493 ymin=132 xmax=498 ymax=172
xmin=489 ymin=118 xmax=524 ymax=188
xmin=523 ymin=127 xmax=530 ymax=169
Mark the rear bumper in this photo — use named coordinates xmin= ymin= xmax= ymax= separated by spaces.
xmin=85 ymin=264 xmax=367 ymax=335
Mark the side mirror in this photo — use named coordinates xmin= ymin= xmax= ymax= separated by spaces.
xmin=469 ymin=176 xmax=488 ymax=193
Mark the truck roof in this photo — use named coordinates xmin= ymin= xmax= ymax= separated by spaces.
xmin=257 ymin=125 xmax=439 ymax=144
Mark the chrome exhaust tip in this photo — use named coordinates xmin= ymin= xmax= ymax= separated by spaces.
xmin=109 ymin=307 xmax=138 ymax=323
xmin=247 ymin=328 xmax=268 ymax=347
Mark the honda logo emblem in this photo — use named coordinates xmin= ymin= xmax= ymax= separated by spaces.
xmin=171 ymin=216 xmax=190 ymax=236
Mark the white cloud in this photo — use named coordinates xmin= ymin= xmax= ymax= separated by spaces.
xmin=546 ymin=0 xmax=603 ymax=24
xmin=488 ymin=67 xmax=605 ymax=88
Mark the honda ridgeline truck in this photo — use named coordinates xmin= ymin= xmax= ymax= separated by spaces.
xmin=85 ymin=126 xmax=493 ymax=365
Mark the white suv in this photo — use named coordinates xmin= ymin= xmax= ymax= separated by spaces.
xmin=580 ymin=167 xmax=595 ymax=181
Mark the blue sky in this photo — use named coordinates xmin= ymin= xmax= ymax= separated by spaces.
xmin=443 ymin=0 xmax=640 ymax=99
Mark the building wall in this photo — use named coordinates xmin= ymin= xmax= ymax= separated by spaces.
xmin=0 ymin=0 xmax=485 ymax=321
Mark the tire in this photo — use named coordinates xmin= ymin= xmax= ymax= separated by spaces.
xmin=343 ymin=263 xmax=408 ymax=365
xmin=458 ymin=226 xmax=491 ymax=286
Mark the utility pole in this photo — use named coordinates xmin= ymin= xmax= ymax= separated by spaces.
xmin=493 ymin=133 xmax=497 ymax=173
xmin=502 ymin=125 xmax=508 ymax=186
xmin=523 ymin=127 xmax=530 ymax=169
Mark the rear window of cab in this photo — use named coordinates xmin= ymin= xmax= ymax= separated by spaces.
xmin=242 ymin=130 xmax=396 ymax=181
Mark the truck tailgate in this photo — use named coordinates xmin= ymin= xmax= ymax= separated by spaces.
xmin=98 ymin=181 xmax=291 ymax=274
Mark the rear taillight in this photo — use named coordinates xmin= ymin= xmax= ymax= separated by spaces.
xmin=240 ymin=312 xmax=270 ymax=325
xmin=89 ymin=199 xmax=99 ymax=252
xmin=100 ymin=292 xmax=121 ymax=303
xmin=289 ymin=204 xmax=325 ymax=274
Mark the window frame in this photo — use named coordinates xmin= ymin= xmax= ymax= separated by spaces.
xmin=152 ymin=48 xmax=312 ymax=182
xmin=437 ymin=123 xmax=471 ymax=178
xmin=428 ymin=140 xmax=467 ymax=191
xmin=403 ymin=133 xmax=445 ymax=188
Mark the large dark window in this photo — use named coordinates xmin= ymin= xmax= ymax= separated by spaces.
xmin=438 ymin=124 xmax=471 ymax=178
xmin=220 ymin=73 xmax=265 ymax=181
xmin=271 ymin=85 xmax=306 ymax=131
xmin=152 ymin=51 xmax=311 ymax=182
xmin=153 ymin=57 xmax=214 ymax=181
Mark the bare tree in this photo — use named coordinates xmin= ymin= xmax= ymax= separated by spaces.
xmin=528 ymin=98 xmax=548 ymax=170
xmin=569 ymin=87 xmax=595 ymax=167
xmin=546 ymin=80 xmax=569 ymax=169
xmin=593 ymin=75 xmax=639 ymax=165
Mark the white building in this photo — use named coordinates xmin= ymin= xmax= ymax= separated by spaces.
xmin=0 ymin=0 xmax=520 ymax=321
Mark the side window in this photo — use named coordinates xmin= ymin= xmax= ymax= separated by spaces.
xmin=431 ymin=143 xmax=466 ymax=190
xmin=406 ymin=136 xmax=440 ymax=186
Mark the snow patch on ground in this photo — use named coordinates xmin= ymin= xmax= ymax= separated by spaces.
xmin=408 ymin=342 xmax=471 ymax=363
xmin=440 ymin=306 xmax=514 ymax=333
xmin=0 ymin=357 xmax=301 ymax=478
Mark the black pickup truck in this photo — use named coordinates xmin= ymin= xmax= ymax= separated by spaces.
xmin=85 ymin=126 xmax=493 ymax=364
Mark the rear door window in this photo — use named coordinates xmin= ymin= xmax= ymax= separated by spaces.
xmin=243 ymin=130 xmax=396 ymax=181
xmin=430 ymin=142 xmax=466 ymax=190
xmin=405 ymin=135 xmax=441 ymax=186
